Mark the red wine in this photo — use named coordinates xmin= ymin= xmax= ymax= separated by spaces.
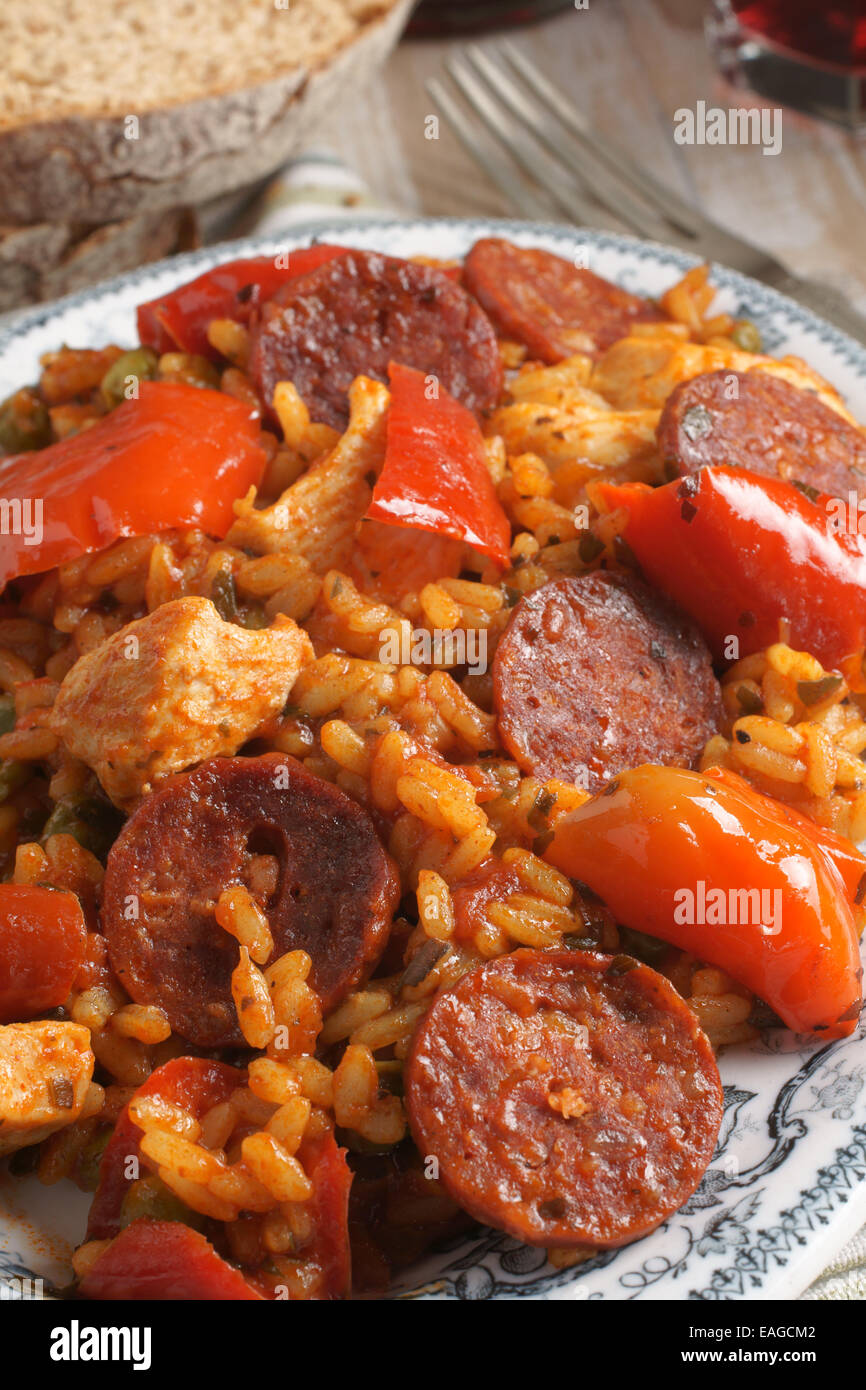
xmin=731 ymin=0 xmax=866 ymax=71
xmin=709 ymin=0 xmax=866 ymax=125
xmin=408 ymin=1 xmax=574 ymax=38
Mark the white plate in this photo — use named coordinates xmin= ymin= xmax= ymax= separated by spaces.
xmin=2 ymin=217 xmax=866 ymax=1303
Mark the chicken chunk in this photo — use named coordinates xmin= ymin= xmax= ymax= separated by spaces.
xmin=0 ymin=1020 xmax=94 ymax=1156
xmin=50 ymin=597 xmax=313 ymax=806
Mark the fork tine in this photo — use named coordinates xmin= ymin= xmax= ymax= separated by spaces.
xmin=464 ymin=45 xmax=670 ymax=242
xmin=500 ymin=39 xmax=703 ymax=239
xmin=426 ymin=78 xmax=551 ymax=221
xmin=445 ymin=54 xmax=613 ymax=232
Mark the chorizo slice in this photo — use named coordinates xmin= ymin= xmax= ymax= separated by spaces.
xmin=405 ymin=948 xmax=723 ymax=1249
xmin=101 ymin=754 xmax=400 ymax=1048
xmin=492 ymin=572 xmax=722 ymax=792
xmin=249 ymin=249 xmax=503 ymax=430
xmin=462 ymin=238 xmax=664 ymax=364
xmin=657 ymin=369 xmax=866 ymax=499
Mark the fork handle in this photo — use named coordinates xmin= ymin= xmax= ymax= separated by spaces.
xmin=763 ymin=270 xmax=866 ymax=350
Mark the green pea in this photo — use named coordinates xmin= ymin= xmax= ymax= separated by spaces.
xmin=75 ymin=1127 xmax=112 ymax=1193
xmin=0 ymin=389 xmax=51 ymax=454
xmin=41 ymin=795 xmax=123 ymax=858
xmin=731 ymin=320 xmax=763 ymax=353
xmin=119 ymin=1174 xmax=205 ymax=1231
xmin=0 ymin=695 xmax=15 ymax=736
xmin=0 ymin=760 xmax=29 ymax=803
xmin=100 ymin=348 xmax=158 ymax=409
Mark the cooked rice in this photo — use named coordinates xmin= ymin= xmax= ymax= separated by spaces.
xmin=1 ymin=260 xmax=856 ymax=1280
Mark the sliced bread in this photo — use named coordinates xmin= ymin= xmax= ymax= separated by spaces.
xmin=0 ymin=0 xmax=411 ymax=225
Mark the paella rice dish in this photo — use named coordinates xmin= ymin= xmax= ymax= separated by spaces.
xmin=1 ymin=236 xmax=866 ymax=1298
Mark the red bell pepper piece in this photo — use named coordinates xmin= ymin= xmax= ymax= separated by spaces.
xmin=0 ymin=382 xmax=266 ymax=590
xmin=87 ymin=1057 xmax=243 ymax=1241
xmin=352 ymin=519 xmax=464 ymax=602
xmin=78 ymin=1220 xmax=264 ymax=1301
xmin=597 ymin=468 xmax=866 ymax=687
xmin=367 ymin=362 xmax=511 ymax=569
xmin=545 ymin=763 xmax=863 ymax=1038
xmin=704 ymin=764 xmax=866 ymax=912
xmin=86 ymin=1058 xmax=353 ymax=1300
xmin=0 ymin=883 xmax=86 ymax=1022
xmin=297 ymin=1132 xmax=353 ymax=1300
xmin=137 ymin=246 xmax=349 ymax=359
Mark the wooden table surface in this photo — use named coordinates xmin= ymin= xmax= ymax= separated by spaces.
xmin=319 ymin=0 xmax=866 ymax=309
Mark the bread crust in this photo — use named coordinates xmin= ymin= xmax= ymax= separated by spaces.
xmin=0 ymin=0 xmax=410 ymax=227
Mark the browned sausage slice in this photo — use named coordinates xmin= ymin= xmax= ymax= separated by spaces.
xmin=462 ymin=238 xmax=664 ymax=363
xmin=249 ymin=249 xmax=503 ymax=430
xmin=406 ymin=948 xmax=723 ymax=1248
xmin=492 ymin=572 xmax=722 ymax=793
xmin=657 ymin=369 xmax=866 ymax=499
xmin=101 ymin=754 xmax=399 ymax=1048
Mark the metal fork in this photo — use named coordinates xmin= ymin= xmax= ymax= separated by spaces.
xmin=427 ymin=41 xmax=866 ymax=347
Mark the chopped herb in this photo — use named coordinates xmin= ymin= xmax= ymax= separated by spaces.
xmin=606 ymin=954 xmax=638 ymax=976
xmin=578 ymin=533 xmax=605 ymax=565
xmin=797 ymin=674 xmax=843 ymax=706
xmin=791 ymin=478 xmax=820 ymax=505
xmin=736 ymin=684 xmax=763 ymax=714
xmin=210 ymin=567 xmax=239 ymax=624
xmin=400 ymin=939 xmax=448 ymax=992
xmin=533 ymin=829 xmax=555 ymax=856
xmin=504 ymin=586 xmax=522 ymax=607
xmin=527 ymin=787 xmax=557 ymax=833
xmin=562 ymin=933 xmax=600 ymax=951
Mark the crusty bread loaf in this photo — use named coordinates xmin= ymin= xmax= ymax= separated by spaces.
xmin=0 ymin=208 xmax=196 ymax=315
xmin=0 ymin=0 xmax=410 ymax=226
xmin=0 ymin=0 xmax=393 ymax=126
